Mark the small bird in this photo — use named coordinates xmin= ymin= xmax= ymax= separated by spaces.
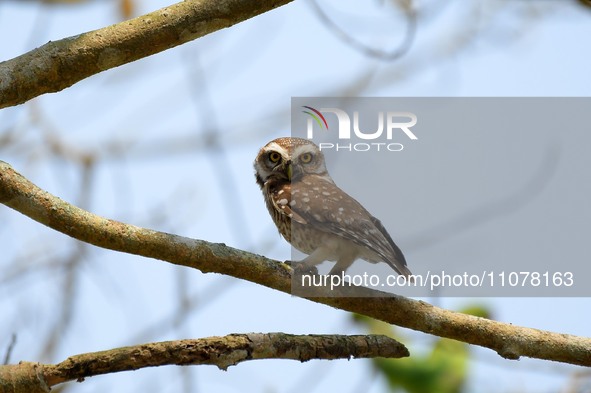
xmin=254 ymin=137 xmax=412 ymax=277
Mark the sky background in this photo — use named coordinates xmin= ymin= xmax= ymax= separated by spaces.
xmin=1 ymin=0 xmax=591 ymax=392
xmin=292 ymin=97 xmax=591 ymax=298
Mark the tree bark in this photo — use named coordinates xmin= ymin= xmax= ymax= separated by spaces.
xmin=0 ymin=333 xmax=407 ymax=392
xmin=0 ymin=0 xmax=293 ymax=109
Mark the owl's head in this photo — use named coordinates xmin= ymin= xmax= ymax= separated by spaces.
xmin=254 ymin=137 xmax=330 ymax=187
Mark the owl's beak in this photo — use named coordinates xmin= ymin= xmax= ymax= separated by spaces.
xmin=286 ymin=162 xmax=293 ymax=181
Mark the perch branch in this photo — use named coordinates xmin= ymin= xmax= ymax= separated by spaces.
xmin=1 ymin=161 xmax=590 ymax=367
xmin=0 ymin=0 xmax=293 ymax=109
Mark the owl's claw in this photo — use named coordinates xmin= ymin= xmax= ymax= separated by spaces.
xmin=286 ymin=261 xmax=319 ymax=276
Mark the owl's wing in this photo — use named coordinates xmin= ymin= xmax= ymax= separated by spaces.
xmin=291 ymin=177 xmax=411 ymax=277
xmin=368 ymin=215 xmax=412 ymax=277
xmin=267 ymin=180 xmax=307 ymax=225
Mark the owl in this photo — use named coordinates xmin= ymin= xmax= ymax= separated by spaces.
xmin=254 ymin=137 xmax=412 ymax=278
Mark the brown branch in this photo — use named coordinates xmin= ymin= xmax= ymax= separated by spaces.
xmin=1 ymin=161 xmax=591 ymax=367
xmin=0 ymin=333 xmax=408 ymax=392
xmin=0 ymin=0 xmax=293 ymax=109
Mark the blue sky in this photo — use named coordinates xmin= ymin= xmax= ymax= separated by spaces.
xmin=1 ymin=0 xmax=591 ymax=392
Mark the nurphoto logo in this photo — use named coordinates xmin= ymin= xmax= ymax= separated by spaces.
xmin=301 ymin=105 xmax=418 ymax=152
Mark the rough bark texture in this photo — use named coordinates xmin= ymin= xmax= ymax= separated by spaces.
xmin=0 ymin=363 xmax=50 ymax=393
xmin=0 ymin=0 xmax=293 ymax=109
xmin=1 ymin=161 xmax=591 ymax=369
xmin=0 ymin=333 xmax=408 ymax=391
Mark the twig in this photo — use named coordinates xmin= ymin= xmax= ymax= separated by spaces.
xmin=3 ymin=334 xmax=16 ymax=365
xmin=308 ymin=0 xmax=416 ymax=61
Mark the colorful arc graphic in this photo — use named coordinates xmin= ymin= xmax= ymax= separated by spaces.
xmin=302 ymin=106 xmax=328 ymax=130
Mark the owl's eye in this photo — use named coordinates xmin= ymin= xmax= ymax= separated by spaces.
xmin=300 ymin=152 xmax=313 ymax=164
xmin=268 ymin=151 xmax=281 ymax=163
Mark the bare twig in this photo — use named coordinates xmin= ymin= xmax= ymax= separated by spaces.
xmin=0 ymin=0 xmax=293 ymax=109
xmin=1 ymin=161 xmax=591 ymax=367
xmin=3 ymin=334 xmax=17 ymax=366
xmin=308 ymin=0 xmax=416 ymax=61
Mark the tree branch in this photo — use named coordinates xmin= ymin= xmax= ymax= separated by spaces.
xmin=0 ymin=333 xmax=408 ymax=391
xmin=1 ymin=161 xmax=591 ymax=367
xmin=0 ymin=0 xmax=293 ymax=109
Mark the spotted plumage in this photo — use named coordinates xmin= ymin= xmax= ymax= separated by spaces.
xmin=254 ymin=137 xmax=411 ymax=277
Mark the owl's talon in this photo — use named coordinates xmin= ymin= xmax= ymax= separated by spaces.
xmin=284 ymin=260 xmax=317 ymax=275
xmin=292 ymin=263 xmax=319 ymax=276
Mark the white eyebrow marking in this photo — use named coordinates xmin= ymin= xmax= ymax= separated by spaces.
xmin=264 ymin=142 xmax=286 ymax=153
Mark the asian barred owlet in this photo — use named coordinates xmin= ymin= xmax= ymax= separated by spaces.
xmin=254 ymin=137 xmax=411 ymax=277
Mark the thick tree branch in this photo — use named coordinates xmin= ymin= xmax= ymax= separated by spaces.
xmin=0 ymin=0 xmax=293 ymax=109
xmin=1 ymin=161 xmax=591 ymax=367
xmin=0 ymin=333 xmax=407 ymax=392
